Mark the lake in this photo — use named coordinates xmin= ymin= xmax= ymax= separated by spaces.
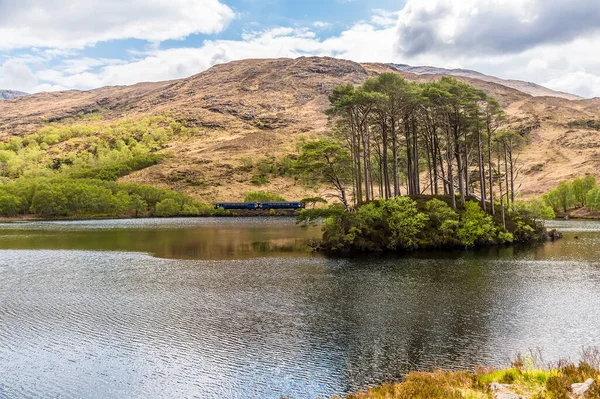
xmin=1 ymin=218 xmax=599 ymax=398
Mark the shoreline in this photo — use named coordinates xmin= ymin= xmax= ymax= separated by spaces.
xmin=0 ymin=211 xmax=301 ymax=223
xmin=2 ymin=214 xmax=598 ymax=223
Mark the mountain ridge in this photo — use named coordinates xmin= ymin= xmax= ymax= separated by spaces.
xmin=390 ymin=64 xmax=582 ymax=100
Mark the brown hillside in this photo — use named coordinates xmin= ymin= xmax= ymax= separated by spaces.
xmin=0 ymin=57 xmax=598 ymax=202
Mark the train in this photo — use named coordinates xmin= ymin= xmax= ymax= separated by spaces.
xmin=214 ymin=202 xmax=305 ymax=210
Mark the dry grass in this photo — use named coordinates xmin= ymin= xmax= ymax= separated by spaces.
xmin=341 ymin=348 xmax=600 ymax=399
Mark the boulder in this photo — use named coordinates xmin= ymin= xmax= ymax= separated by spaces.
xmin=489 ymin=382 xmax=524 ymax=399
xmin=571 ymin=378 xmax=595 ymax=397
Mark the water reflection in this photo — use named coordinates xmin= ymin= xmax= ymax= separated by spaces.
xmin=1 ymin=219 xmax=600 ymax=398
xmin=0 ymin=217 xmax=320 ymax=260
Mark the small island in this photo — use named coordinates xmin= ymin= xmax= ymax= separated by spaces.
xmin=298 ymin=196 xmax=551 ymax=252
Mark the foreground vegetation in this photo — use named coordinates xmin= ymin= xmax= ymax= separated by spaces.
xmin=342 ymin=352 xmax=600 ymax=399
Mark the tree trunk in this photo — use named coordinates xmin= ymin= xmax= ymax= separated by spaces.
xmin=477 ymin=118 xmax=487 ymax=212
xmin=487 ymin=125 xmax=495 ymax=215
xmin=392 ymin=118 xmax=400 ymax=196
xmin=454 ymin=125 xmax=465 ymax=205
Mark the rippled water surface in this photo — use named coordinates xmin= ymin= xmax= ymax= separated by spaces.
xmin=1 ymin=218 xmax=600 ymax=398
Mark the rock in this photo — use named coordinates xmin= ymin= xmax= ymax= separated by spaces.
xmin=571 ymin=378 xmax=595 ymax=397
xmin=490 ymin=382 xmax=524 ymax=399
xmin=547 ymin=229 xmax=564 ymax=240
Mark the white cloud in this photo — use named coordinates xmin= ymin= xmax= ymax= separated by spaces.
xmin=27 ymin=24 xmax=398 ymax=91
xmin=312 ymin=21 xmax=331 ymax=29
xmin=395 ymin=0 xmax=600 ymax=56
xmin=0 ymin=59 xmax=38 ymax=91
xmin=544 ymin=71 xmax=600 ymax=99
xmin=371 ymin=9 xmax=400 ymax=27
xmin=0 ymin=0 xmax=235 ymax=50
xmin=3 ymin=1 xmax=600 ymax=98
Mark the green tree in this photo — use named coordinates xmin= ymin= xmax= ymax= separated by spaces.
xmin=523 ymin=197 xmax=555 ymax=223
xmin=182 ymin=204 xmax=200 ymax=216
xmin=572 ymin=176 xmax=596 ymax=207
xmin=130 ymin=194 xmax=148 ymax=217
xmin=586 ymin=188 xmax=600 ymax=212
xmin=556 ymin=180 xmax=574 ymax=212
xmin=543 ymin=189 xmax=561 ymax=212
xmin=295 ymin=139 xmax=353 ymax=209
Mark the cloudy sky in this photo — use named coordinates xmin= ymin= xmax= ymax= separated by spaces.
xmin=1 ymin=0 xmax=600 ymax=97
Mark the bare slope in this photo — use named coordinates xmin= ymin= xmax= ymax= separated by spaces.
xmin=0 ymin=57 xmax=598 ymax=201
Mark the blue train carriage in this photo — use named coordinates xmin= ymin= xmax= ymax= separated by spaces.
xmin=259 ymin=202 xmax=305 ymax=210
xmin=213 ymin=202 xmax=305 ymax=210
xmin=214 ymin=202 xmax=259 ymax=210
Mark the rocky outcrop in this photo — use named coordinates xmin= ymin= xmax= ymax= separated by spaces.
xmin=0 ymin=89 xmax=27 ymax=100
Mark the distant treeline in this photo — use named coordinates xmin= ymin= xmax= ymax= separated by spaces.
xmin=0 ymin=178 xmax=222 ymax=218
xmin=542 ymin=175 xmax=600 ymax=213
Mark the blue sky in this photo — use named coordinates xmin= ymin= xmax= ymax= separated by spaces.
xmin=1 ymin=0 xmax=600 ymax=97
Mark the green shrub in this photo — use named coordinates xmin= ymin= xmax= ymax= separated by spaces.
xmin=384 ymin=197 xmax=429 ymax=249
xmin=182 ymin=204 xmax=200 ymax=216
xmin=457 ymin=201 xmax=496 ymax=247
xmin=154 ymin=198 xmax=181 ymax=217
xmin=244 ymin=191 xmax=287 ymax=202
xmin=425 ymin=198 xmax=458 ymax=227
xmin=251 ymin=173 xmax=269 ymax=185
xmin=239 ymin=157 xmax=254 ymax=171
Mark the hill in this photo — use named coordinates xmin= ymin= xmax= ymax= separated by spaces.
xmin=0 ymin=57 xmax=599 ymax=202
xmin=0 ymin=90 xmax=27 ymax=100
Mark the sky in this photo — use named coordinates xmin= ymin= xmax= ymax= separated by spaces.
xmin=1 ymin=0 xmax=600 ymax=97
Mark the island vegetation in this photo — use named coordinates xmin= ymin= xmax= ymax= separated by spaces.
xmin=294 ymin=74 xmax=558 ymax=251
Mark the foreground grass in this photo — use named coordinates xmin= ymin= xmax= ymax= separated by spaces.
xmin=342 ymin=360 xmax=600 ymax=399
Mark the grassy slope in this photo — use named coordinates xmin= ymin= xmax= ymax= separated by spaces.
xmin=1 ymin=57 xmax=600 ymax=202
